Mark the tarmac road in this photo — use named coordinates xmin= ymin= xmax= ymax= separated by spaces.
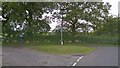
xmin=76 ymin=47 xmax=118 ymax=66
xmin=2 ymin=46 xmax=118 ymax=66
xmin=2 ymin=47 xmax=77 ymax=66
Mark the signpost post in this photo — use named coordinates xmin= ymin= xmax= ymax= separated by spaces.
xmin=60 ymin=5 xmax=64 ymax=45
xmin=61 ymin=8 xmax=63 ymax=45
xmin=56 ymin=3 xmax=65 ymax=45
xmin=19 ymin=33 xmax=24 ymax=44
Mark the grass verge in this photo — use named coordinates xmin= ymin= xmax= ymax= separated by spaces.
xmin=3 ymin=43 xmax=95 ymax=55
xmin=27 ymin=44 xmax=95 ymax=55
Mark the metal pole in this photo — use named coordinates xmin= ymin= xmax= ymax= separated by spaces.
xmin=61 ymin=8 xmax=63 ymax=45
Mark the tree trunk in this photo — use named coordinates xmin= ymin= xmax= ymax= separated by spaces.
xmin=71 ymin=18 xmax=78 ymax=43
xmin=71 ymin=17 xmax=78 ymax=33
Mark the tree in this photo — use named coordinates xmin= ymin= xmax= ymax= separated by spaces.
xmin=2 ymin=2 xmax=54 ymax=42
xmin=94 ymin=16 xmax=119 ymax=36
xmin=52 ymin=2 xmax=111 ymax=34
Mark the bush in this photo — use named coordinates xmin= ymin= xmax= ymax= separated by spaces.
xmin=3 ymin=32 xmax=118 ymax=45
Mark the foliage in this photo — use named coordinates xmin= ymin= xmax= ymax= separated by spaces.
xmin=2 ymin=2 xmax=118 ymax=45
xmin=94 ymin=16 xmax=119 ymax=36
xmin=2 ymin=2 xmax=54 ymax=41
xmin=53 ymin=2 xmax=111 ymax=33
xmin=3 ymin=33 xmax=118 ymax=46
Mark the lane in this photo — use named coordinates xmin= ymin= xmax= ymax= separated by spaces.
xmin=76 ymin=47 xmax=118 ymax=66
xmin=2 ymin=47 xmax=77 ymax=66
xmin=2 ymin=46 xmax=118 ymax=66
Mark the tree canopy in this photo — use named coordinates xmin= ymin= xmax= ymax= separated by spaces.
xmin=94 ymin=16 xmax=119 ymax=36
xmin=2 ymin=2 xmax=55 ymax=39
xmin=2 ymin=2 xmax=118 ymax=43
xmin=52 ymin=2 xmax=112 ymax=33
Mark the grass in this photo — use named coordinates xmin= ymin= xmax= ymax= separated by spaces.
xmin=27 ymin=44 xmax=95 ymax=55
xmin=3 ymin=42 xmax=95 ymax=55
xmin=2 ymin=34 xmax=117 ymax=55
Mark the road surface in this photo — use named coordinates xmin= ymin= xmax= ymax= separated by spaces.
xmin=2 ymin=46 xmax=118 ymax=66
xmin=2 ymin=47 xmax=77 ymax=66
xmin=76 ymin=47 xmax=118 ymax=66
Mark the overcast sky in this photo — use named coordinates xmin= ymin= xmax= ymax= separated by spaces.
xmin=103 ymin=0 xmax=120 ymax=16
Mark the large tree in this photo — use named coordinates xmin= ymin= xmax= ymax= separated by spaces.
xmin=52 ymin=2 xmax=111 ymax=34
xmin=2 ymin=2 xmax=54 ymax=42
